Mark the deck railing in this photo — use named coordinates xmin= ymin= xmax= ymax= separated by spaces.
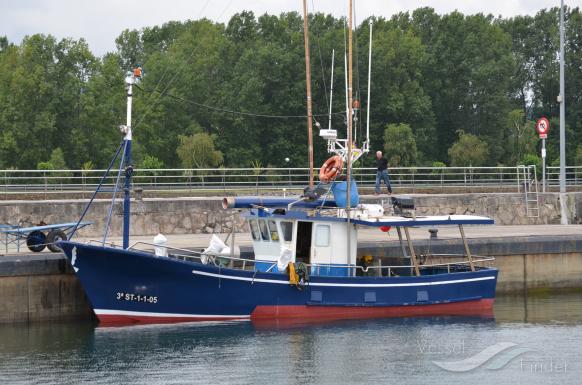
xmin=1 ymin=165 xmax=565 ymax=197
xmin=308 ymin=256 xmax=496 ymax=277
xmin=112 ymin=240 xmax=496 ymax=278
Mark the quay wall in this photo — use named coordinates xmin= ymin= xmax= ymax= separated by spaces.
xmin=1 ymin=192 xmax=582 ymax=238
xmin=0 ymin=255 xmax=94 ymax=323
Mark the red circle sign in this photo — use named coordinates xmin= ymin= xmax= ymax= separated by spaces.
xmin=536 ymin=117 xmax=550 ymax=137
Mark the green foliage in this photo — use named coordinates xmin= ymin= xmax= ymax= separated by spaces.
xmin=176 ymin=133 xmax=223 ymax=169
xmin=37 ymin=148 xmax=72 ymax=182
xmin=505 ymin=109 xmax=537 ymax=165
xmin=37 ymin=148 xmax=68 ymax=170
xmin=250 ymin=160 xmax=263 ymax=175
xmin=81 ymin=161 xmax=94 ymax=171
xmin=383 ymin=123 xmax=418 ymax=167
xmin=448 ymin=131 xmax=489 ymax=167
xmin=141 ymin=155 xmax=164 ymax=169
xmin=431 ymin=161 xmax=447 ymax=174
xmin=575 ymin=145 xmax=582 ymax=166
xmin=521 ymin=154 xmax=542 ymax=173
xmin=2 ymin=8 xmax=582 ymax=170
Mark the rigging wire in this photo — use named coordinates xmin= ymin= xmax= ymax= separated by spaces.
xmin=353 ymin=0 xmax=363 ymax=146
xmin=68 ymin=140 xmax=126 ymax=241
xmin=197 ymin=0 xmax=212 ymax=18
xmin=133 ymin=0 xmax=221 ymax=131
xmin=134 ymin=84 xmax=346 ymax=120
xmin=217 ymin=0 xmax=235 ymax=21
xmin=310 ymin=0 xmax=329 ymax=109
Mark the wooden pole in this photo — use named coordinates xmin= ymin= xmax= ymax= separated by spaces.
xmin=403 ymin=227 xmax=421 ymax=277
xmin=302 ymin=0 xmax=314 ymax=189
xmin=459 ymin=225 xmax=475 ymax=272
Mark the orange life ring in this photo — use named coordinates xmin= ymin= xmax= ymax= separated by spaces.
xmin=319 ymin=155 xmax=344 ymax=182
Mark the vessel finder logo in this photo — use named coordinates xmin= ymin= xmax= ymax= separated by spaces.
xmin=431 ymin=342 xmax=533 ymax=372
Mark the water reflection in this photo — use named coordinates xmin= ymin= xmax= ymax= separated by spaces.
xmin=0 ymin=293 xmax=580 ymax=385
xmin=494 ymin=292 xmax=582 ymax=324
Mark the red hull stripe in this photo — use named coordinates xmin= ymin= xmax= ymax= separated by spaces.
xmin=94 ymin=299 xmax=494 ymax=326
xmin=251 ymin=299 xmax=495 ymax=320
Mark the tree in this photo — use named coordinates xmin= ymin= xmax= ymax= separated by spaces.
xmin=575 ymin=145 xmax=582 ymax=166
xmin=176 ymin=133 xmax=223 ymax=169
xmin=37 ymin=148 xmax=68 ymax=170
xmin=37 ymin=148 xmax=72 ymax=183
xmin=383 ymin=123 xmax=418 ymax=167
xmin=141 ymin=155 xmax=164 ymax=169
xmin=505 ymin=109 xmax=536 ymax=165
xmin=448 ymin=131 xmax=489 ymax=167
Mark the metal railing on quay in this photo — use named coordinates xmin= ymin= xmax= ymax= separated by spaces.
xmin=3 ymin=165 xmax=578 ymax=198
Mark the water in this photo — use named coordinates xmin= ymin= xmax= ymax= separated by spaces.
xmin=0 ymin=293 xmax=581 ymax=385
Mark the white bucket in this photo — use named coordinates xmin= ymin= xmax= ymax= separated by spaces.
xmin=153 ymin=233 xmax=168 ymax=257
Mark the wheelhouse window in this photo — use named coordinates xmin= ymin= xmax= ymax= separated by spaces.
xmin=315 ymin=224 xmax=330 ymax=247
xmin=249 ymin=220 xmax=261 ymax=241
xmin=280 ymin=221 xmax=293 ymax=242
xmin=268 ymin=220 xmax=280 ymax=242
xmin=258 ymin=219 xmax=270 ymax=241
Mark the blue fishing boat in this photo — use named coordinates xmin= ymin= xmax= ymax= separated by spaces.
xmin=59 ymin=11 xmax=498 ymax=325
xmin=60 ymin=198 xmax=497 ymax=325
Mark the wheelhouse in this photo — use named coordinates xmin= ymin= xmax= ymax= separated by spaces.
xmin=245 ymin=209 xmax=357 ymax=276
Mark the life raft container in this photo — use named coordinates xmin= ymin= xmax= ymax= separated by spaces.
xmin=318 ymin=155 xmax=343 ymax=182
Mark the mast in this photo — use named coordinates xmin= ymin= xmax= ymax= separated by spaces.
xmin=328 ymin=49 xmax=335 ymax=131
xmin=302 ymin=0 xmax=314 ymax=189
xmin=122 ymin=68 xmax=140 ymax=249
xmin=365 ymin=20 xmax=373 ymax=152
xmin=346 ymin=0 xmax=353 ymax=263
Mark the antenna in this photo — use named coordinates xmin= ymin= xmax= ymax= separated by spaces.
xmin=121 ymin=67 xmax=141 ymax=249
xmin=344 ymin=52 xmax=349 ymax=128
xmin=328 ymin=49 xmax=335 ymax=131
xmin=365 ymin=19 xmax=373 ymax=152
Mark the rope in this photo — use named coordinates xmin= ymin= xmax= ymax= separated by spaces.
xmin=353 ymin=0 xmax=363 ymax=146
xmin=134 ymin=84 xmax=346 ymax=120
xmin=310 ymin=0 xmax=329 ymax=109
xmin=133 ymin=0 xmax=222 ymax=130
xmin=67 ymin=140 xmax=126 ymax=241
xmin=102 ymin=140 xmax=128 ymax=245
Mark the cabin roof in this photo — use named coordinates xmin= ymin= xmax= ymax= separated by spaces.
xmin=244 ymin=210 xmax=494 ymax=227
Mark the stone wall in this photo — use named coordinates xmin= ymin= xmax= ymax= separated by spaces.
xmin=0 ymin=197 xmax=246 ymax=238
xmin=1 ymin=192 xmax=582 ymax=237
xmin=399 ymin=193 xmax=582 ymax=225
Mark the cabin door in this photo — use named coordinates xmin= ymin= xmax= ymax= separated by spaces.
xmin=295 ymin=221 xmax=312 ymax=264
xmin=311 ymin=223 xmax=332 ymax=265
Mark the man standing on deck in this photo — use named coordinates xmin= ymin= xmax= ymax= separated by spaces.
xmin=375 ymin=151 xmax=392 ymax=195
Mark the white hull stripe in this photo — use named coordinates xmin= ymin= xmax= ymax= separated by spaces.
xmin=191 ymin=269 xmax=495 ymax=288
xmin=95 ymin=309 xmax=250 ymax=319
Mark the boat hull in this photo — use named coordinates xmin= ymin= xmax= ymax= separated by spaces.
xmin=59 ymin=242 xmax=498 ymax=326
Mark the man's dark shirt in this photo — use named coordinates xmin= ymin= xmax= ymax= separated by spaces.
xmin=376 ymin=157 xmax=388 ymax=171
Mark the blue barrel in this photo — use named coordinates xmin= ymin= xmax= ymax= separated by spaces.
xmin=331 ymin=179 xmax=359 ymax=208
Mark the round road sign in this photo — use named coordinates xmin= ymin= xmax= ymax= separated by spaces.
xmin=536 ymin=117 xmax=550 ymax=138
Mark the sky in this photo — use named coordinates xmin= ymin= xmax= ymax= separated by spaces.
xmin=0 ymin=0 xmax=579 ymax=56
